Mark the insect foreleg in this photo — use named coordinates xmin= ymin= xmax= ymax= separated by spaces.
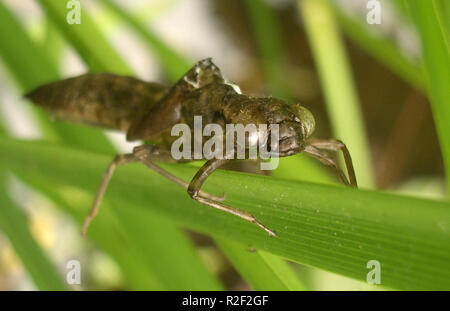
xmin=307 ymin=138 xmax=358 ymax=187
xmin=187 ymin=159 xmax=277 ymax=237
xmin=303 ymin=145 xmax=352 ymax=186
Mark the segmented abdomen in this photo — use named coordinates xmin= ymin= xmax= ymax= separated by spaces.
xmin=26 ymin=73 xmax=168 ymax=132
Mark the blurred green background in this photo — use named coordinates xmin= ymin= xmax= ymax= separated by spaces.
xmin=0 ymin=0 xmax=449 ymax=290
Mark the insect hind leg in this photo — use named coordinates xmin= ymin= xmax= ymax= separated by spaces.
xmin=82 ymin=146 xmax=226 ymax=237
xmin=81 ymin=153 xmax=137 ymax=236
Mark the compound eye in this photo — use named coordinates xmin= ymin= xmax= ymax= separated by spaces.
xmin=291 ymin=104 xmax=315 ymax=138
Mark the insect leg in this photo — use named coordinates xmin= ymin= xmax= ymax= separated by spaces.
xmin=82 ymin=153 xmax=138 ymax=236
xmin=307 ymin=138 xmax=358 ymax=187
xmin=303 ymin=145 xmax=351 ymax=186
xmin=187 ymin=159 xmax=277 ymax=237
xmin=133 ymin=145 xmax=225 ymax=201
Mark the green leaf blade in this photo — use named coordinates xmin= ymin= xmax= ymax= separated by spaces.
xmin=2 ymin=137 xmax=449 ymax=290
xmin=0 ymin=168 xmax=67 ymax=291
xmin=408 ymin=0 xmax=450 ymax=194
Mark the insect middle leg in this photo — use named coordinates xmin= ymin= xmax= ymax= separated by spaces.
xmin=187 ymin=159 xmax=277 ymax=237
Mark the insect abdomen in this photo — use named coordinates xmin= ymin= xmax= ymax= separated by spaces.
xmin=26 ymin=73 xmax=167 ymax=132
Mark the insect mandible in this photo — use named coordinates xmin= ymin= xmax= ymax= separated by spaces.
xmin=26 ymin=58 xmax=357 ymax=237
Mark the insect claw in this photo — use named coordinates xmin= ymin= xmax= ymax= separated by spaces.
xmin=254 ymin=221 xmax=277 ymax=237
xmin=249 ymin=214 xmax=277 ymax=236
xmin=80 ymin=220 xmax=89 ymax=238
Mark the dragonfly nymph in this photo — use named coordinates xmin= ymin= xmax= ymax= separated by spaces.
xmin=27 ymin=58 xmax=357 ymax=237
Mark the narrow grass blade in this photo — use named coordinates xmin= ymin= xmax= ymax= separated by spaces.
xmin=41 ymin=18 xmax=64 ymax=73
xmin=38 ymin=0 xmax=130 ymax=75
xmin=0 ymin=2 xmax=115 ymax=153
xmin=298 ymin=0 xmax=374 ymax=188
xmin=0 ymin=3 xmax=60 ymax=89
xmin=407 ymin=0 xmax=450 ymax=194
xmin=0 ymin=168 xmax=67 ymax=290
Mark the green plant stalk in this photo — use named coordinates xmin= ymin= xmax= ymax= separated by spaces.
xmin=407 ymin=0 xmax=450 ymax=195
xmin=2 ymin=137 xmax=450 ymax=290
xmin=299 ymin=0 xmax=374 ymax=188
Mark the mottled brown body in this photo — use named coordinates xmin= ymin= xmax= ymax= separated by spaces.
xmin=26 ymin=58 xmax=357 ymax=237
xmin=27 ymin=60 xmax=314 ymax=157
xmin=27 ymin=73 xmax=167 ymax=132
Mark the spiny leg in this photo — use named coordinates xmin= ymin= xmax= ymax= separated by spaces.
xmin=303 ymin=145 xmax=351 ymax=186
xmin=187 ymin=159 xmax=277 ymax=237
xmin=308 ymin=138 xmax=358 ymax=187
xmin=81 ymin=153 xmax=137 ymax=236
